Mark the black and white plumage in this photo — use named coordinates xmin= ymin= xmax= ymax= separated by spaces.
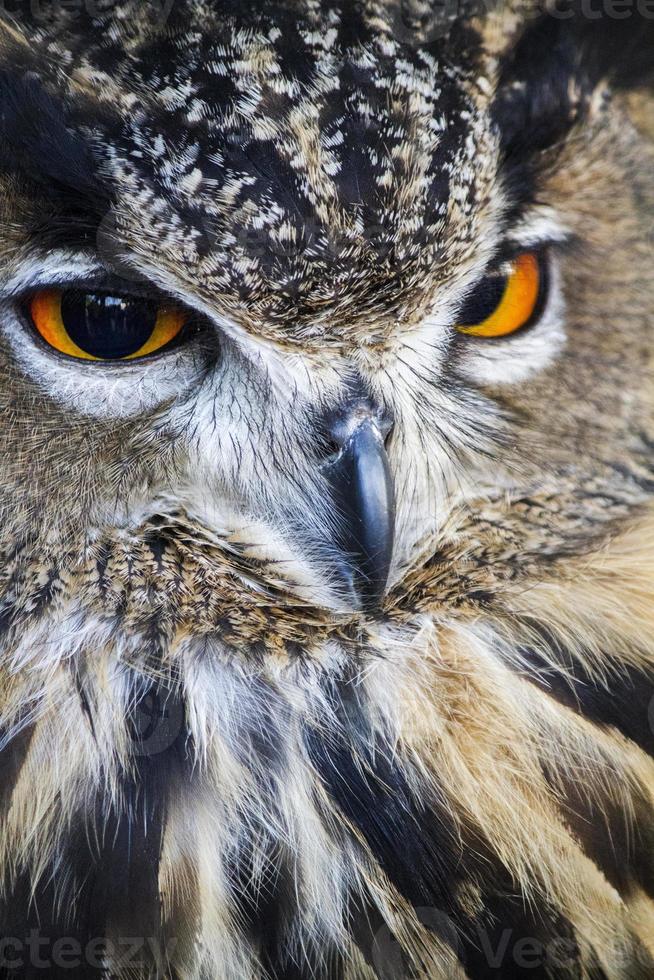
xmin=0 ymin=2 xmax=653 ymax=977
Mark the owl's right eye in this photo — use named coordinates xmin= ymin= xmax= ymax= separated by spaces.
xmin=456 ymin=251 xmax=545 ymax=338
xmin=26 ymin=288 xmax=189 ymax=361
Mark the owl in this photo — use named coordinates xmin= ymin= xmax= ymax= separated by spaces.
xmin=0 ymin=0 xmax=653 ymax=977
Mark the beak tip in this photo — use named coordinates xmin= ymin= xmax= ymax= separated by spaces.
xmin=323 ymin=413 xmax=395 ymax=615
xmin=331 ymin=558 xmax=390 ymax=615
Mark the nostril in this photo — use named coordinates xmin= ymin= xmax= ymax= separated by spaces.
xmin=318 ymin=408 xmax=394 ymax=480
xmin=325 ymin=398 xmax=394 ymax=450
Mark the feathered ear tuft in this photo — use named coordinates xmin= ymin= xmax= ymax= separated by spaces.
xmin=565 ymin=0 xmax=654 ymax=91
xmin=493 ymin=1 xmax=654 ymax=157
xmin=0 ymin=71 xmax=101 ymax=200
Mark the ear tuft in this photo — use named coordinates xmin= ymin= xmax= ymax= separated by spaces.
xmin=565 ymin=0 xmax=654 ymax=92
xmin=491 ymin=2 xmax=654 ymax=159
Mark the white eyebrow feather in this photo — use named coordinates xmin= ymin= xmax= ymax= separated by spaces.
xmin=0 ymin=250 xmax=103 ymax=299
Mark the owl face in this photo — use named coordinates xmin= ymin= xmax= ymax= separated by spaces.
xmin=0 ymin=1 xmax=652 ymax=634
xmin=2 ymin=5 xmax=654 ymax=977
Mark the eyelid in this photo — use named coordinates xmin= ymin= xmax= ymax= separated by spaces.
xmin=484 ymin=239 xmax=556 ymax=275
xmin=23 ymin=277 xmax=177 ymax=306
xmin=503 ymin=211 xmax=572 ymax=250
xmin=0 ymin=255 xmax=104 ymax=302
xmin=0 ymin=249 xmax=184 ymax=310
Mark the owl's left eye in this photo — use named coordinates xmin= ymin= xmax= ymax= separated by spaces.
xmin=26 ymin=288 xmax=189 ymax=361
xmin=456 ymin=251 xmax=545 ymax=338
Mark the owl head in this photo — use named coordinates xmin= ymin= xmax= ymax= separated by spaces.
xmin=0 ymin=0 xmax=650 ymax=636
xmin=1 ymin=3 xmax=654 ymax=976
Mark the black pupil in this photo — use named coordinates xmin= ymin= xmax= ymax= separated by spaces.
xmin=458 ymin=273 xmax=508 ymax=326
xmin=60 ymin=291 xmax=158 ymax=359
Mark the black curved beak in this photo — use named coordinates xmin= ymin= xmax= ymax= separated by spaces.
xmin=323 ymin=401 xmax=395 ymax=612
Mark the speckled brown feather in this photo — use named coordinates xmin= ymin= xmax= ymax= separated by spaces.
xmin=0 ymin=2 xmax=653 ymax=978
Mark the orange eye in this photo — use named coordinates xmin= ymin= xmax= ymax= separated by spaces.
xmin=457 ymin=252 xmax=543 ymax=338
xmin=28 ymin=288 xmax=188 ymax=361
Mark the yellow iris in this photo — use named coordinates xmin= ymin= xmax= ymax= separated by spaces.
xmin=29 ymin=289 xmax=187 ymax=361
xmin=457 ymin=252 xmax=542 ymax=338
